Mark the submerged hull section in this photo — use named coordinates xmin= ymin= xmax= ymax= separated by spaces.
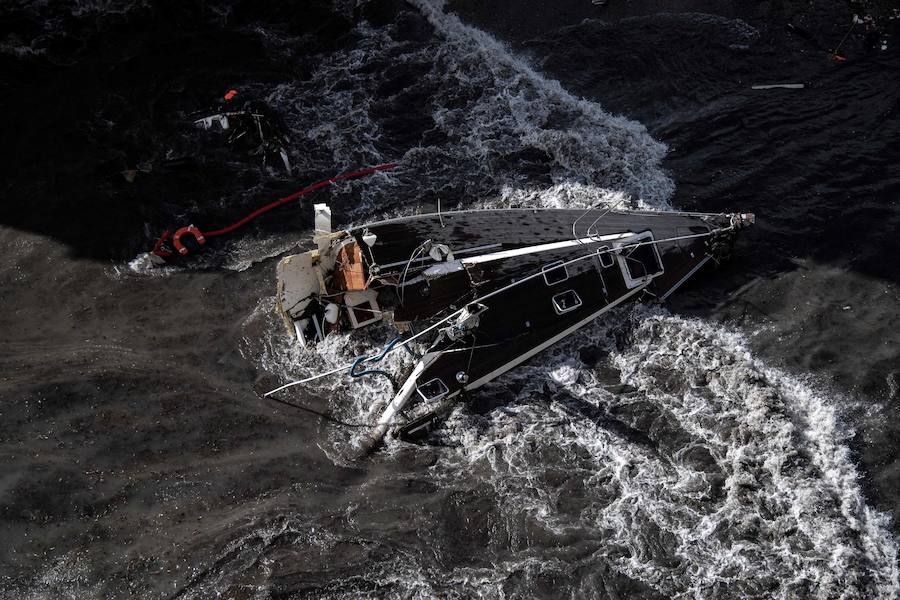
xmin=274 ymin=207 xmax=753 ymax=450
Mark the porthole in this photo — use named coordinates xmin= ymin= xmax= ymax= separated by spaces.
xmin=542 ymin=261 xmax=569 ymax=286
xmin=552 ymin=290 xmax=582 ymax=314
xmin=416 ymin=378 xmax=450 ymax=403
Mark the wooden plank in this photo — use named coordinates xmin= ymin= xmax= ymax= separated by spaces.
xmin=333 ymin=242 xmax=367 ymax=291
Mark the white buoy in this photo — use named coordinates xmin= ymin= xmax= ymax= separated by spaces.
xmin=324 ymin=303 xmax=340 ymax=324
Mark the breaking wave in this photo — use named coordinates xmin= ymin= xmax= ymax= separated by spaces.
xmin=262 ymin=0 xmax=672 ymax=218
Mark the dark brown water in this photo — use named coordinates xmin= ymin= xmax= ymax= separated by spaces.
xmin=1 ymin=0 xmax=899 ymax=598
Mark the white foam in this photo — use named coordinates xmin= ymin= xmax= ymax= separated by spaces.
xmin=7 ymin=551 xmax=102 ymax=600
xmin=432 ymin=307 xmax=898 ymax=598
xmin=481 ymin=182 xmax=644 ymax=211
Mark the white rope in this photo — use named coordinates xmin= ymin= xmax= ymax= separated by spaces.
xmin=264 ymin=364 xmax=355 ymax=396
xmin=264 ymin=224 xmax=733 ymax=396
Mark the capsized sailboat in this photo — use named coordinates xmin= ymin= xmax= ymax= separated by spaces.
xmin=273 ymin=205 xmax=753 ymax=451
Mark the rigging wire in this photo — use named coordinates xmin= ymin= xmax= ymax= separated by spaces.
xmin=263 ymin=299 xmax=475 ymax=396
xmin=265 ymin=380 xmax=633 ymax=431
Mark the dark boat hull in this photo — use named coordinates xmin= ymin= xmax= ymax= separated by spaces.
xmin=333 ymin=208 xmax=751 ymax=448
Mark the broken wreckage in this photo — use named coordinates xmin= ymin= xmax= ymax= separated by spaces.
xmin=271 ymin=203 xmax=753 ymax=452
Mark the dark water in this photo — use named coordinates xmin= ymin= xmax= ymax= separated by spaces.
xmin=2 ymin=0 xmax=899 ymax=598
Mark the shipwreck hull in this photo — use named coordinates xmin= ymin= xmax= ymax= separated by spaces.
xmin=275 ymin=207 xmax=752 ymax=450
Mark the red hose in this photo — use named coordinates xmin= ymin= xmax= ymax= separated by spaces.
xmin=152 ymin=162 xmax=397 ymax=258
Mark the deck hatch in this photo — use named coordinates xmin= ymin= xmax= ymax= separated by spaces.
xmin=616 ymin=232 xmax=664 ymax=289
xmin=552 ymin=290 xmax=582 ymax=314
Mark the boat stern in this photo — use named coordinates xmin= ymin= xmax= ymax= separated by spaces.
xmin=275 ymin=204 xmax=385 ymax=346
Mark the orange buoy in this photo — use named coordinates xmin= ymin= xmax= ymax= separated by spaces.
xmin=172 ymin=225 xmax=206 ymax=256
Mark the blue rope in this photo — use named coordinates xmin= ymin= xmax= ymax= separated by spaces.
xmin=349 ymin=337 xmax=415 ymax=379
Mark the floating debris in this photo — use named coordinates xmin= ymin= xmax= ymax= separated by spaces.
xmin=752 ymin=83 xmax=805 ymax=90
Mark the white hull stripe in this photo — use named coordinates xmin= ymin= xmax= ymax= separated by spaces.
xmin=461 ymin=233 xmax=630 ymax=266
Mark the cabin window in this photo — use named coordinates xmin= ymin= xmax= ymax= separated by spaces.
xmin=597 ymin=246 xmax=614 ymax=268
xmin=417 ymin=378 xmax=449 ymax=403
xmin=542 ymin=261 xmax=569 ymax=286
xmin=552 ymin=290 xmax=582 ymax=314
